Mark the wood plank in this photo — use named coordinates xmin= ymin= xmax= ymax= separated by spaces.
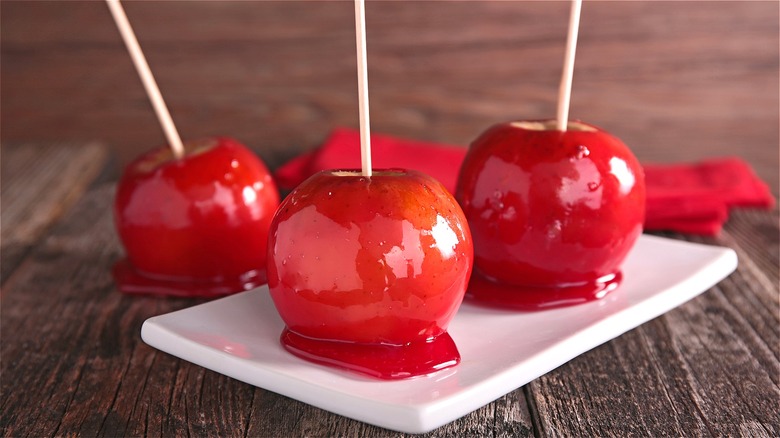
xmin=723 ymin=207 xmax=780 ymax=285
xmin=0 ymin=161 xmax=776 ymax=436
xmin=1 ymin=1 xmax=778 ymax=435
xmin=1 ymin=180 xmax=778 ymax=436
xmin=0 ymin=182 xmax=538 ymax=437
xmin=2 ymin=179 xmax=777 ymax=436
xmin=0 ymin=142 xmax=108 ymax=283
xmin=0 ymin=184 xmax=198 ymax=436
xmin=0 ymin=180 xmax=532 ymax=436
xmin=529 ymin=323 xmax=710 ymax=437
xmin=2 ymin=1 xmax=777 ymax=188
xmin=244 ymin=386 xmax=536 ymax=437
xmin=527 ymin=230 xmax=780 ymax=437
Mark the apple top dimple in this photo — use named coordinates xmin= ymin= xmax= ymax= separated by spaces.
xmin=327 ymin=169 xmax=408 ymax=178
xmin=132 ymin=138 xmax=219 ymax=174
xmin=510 ymin=120 xmax=598 ymax=132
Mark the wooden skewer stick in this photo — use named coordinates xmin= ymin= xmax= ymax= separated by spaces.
xmin=354 ymin=0 xmax=372 ymax=177
xmin=106 ymin=0 xmax=185 ymax=159
xmin=556 ymin=0 xmax=583 ymax=132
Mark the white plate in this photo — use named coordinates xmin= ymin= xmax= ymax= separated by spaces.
xmin=141 ymin=235 xmax=737 ymax=434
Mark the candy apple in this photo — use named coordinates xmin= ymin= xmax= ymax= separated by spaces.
xmin=267 ymin=169 xmax=473 ymax=379
xmin=456 ymin=120 xmax=645 ymax=310
xmin=113 ymin=137 xmax=280 ymax=297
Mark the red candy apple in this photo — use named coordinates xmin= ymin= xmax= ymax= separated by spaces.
xmin=456 ymin=120 xmax=645 ymax=309
xmin=267 ymin=169 xmax=473 ymax=379
xmin=113 ymin=137 xmax=280 ymax=297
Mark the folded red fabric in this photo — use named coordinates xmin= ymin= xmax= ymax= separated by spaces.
xmin=274 ymin=128 xmax=775 ymax=236
xmin=643 ymin=157 xmax=775 ymax=234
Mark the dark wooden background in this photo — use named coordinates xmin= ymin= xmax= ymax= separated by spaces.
xmin=2 ymin=1 xmax=779 ymax=437
xmin=2 ymin=1 xmax=778 ymax=189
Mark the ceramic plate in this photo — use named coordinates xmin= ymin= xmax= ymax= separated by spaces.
xmin=141 ymin=235 xmax=737 ymax=433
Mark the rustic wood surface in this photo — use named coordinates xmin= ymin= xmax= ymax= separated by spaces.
xmin=1 ymin=149 xmax=777 ymax=438
xmin=1 ymin=1 xmax=778 ymax=190
xmin=1 ymin=1 xmax=778 ymax=437
xmin=0 ymin=143 xmax=109 ymax=283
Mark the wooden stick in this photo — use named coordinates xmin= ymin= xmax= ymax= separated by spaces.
xmin=354 ymin=0 xmax=372 ymax=177
xmin=106 ymin=0 xmax=185 ymax=159
xmin=556 ymin=0 xmax=583 ymax=132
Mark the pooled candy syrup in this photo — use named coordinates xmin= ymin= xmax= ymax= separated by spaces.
xmin=113 ymin=259 xmax=265 ymax=298
xmin=466 ymin=270 xmax=621 ymax=311
xmin=281 ymin=328 xmax=460 ymax=380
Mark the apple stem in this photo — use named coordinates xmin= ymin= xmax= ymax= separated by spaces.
xmin=556 ymin=0 xmax=582 ymax=132
xmin=354 ymin=0 xmax=372 ymax=177
xmin=106 ymin=0 xmax=185 ymax=160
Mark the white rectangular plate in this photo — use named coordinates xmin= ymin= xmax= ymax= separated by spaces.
xmin=141 ymin=235 xmax=737 ymax=434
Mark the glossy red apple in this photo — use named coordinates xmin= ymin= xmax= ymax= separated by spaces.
xmin=113 ymin=137 xmax=280 ymax=297
xmin=267 ymin=169 xmax=473 ymax=379
xmin=456 ymin=120 xmax=645 ymax=309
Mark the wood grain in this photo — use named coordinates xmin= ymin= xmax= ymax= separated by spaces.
xmin=1 ymin=0 xmax=779 ymax=435
xmin=0 ymin=179 xmax=540 ymax=437
xmin=527 ymin=228 xmax=780 ymax=437
xmin=0 ymin=143 xmax=108 ymax=283
xmin=1 ymin=147 xmax=778 ymax=436
xmin=1 ymin=1 xmax=778 ymax=191
xmin=724 ymin=208 xmax=780 ymax=285
xmin=1 ymin=184 xmax=189 ymax=436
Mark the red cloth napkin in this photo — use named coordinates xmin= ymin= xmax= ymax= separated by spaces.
xmin=643 ymin=158 xmax=775 ymax=234
xmin=275 ymin=128 xmax=775 ymax=236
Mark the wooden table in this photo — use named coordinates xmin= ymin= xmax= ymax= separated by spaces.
xmin=2 ymin=1 xmax=778 ymax=436
xmin=3 ymin=147 xmax=779 ymax=438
